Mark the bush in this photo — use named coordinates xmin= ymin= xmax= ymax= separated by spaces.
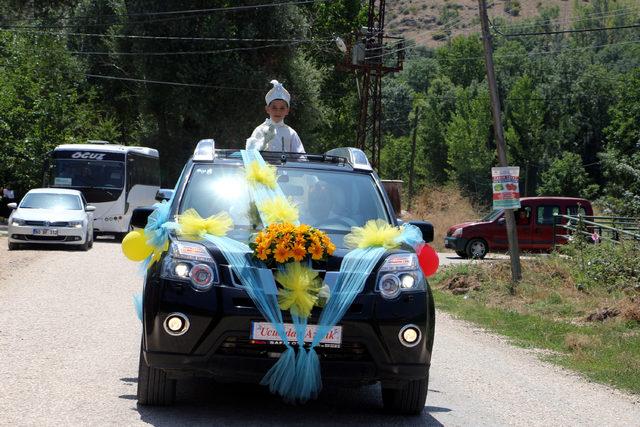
xmin=562 ymin=240 xmax=640 ymax=294
xmin=504 ymin=0 xmax=521 ymax=16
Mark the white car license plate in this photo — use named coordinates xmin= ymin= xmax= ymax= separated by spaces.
xmin=250 ymin=322 xmax=342 ymax=348
xmin=33 ymin=228 xmax=58 ymax=236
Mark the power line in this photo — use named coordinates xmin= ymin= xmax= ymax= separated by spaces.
xmin=85 ymin=74 xmax=265 ymax=91
xmin=68 ymin=40 xmax=328 ymax=56
xmin=0 ymin=0 xmax=332 ymax=22
xmin=0 ymin=28 xmax=331 ymax=43
xmin=492 ymin=6 xmax=640 ymax=32
xmin=500 ymin=23 xmax=640 ymax=37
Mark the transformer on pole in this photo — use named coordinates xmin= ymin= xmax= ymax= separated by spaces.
xmin=338 ymin=0 xmax=404 ymax=170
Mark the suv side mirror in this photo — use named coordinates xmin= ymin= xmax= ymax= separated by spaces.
xmin=408 ymin=220 xmax=434 ymax=243
xmin=7 ymin=202 xmax=17 ymax=210
xmin=155 ymin=189 xmax=174 ymax=202
xmin=131 ymin=207 xmax=156 ymax=229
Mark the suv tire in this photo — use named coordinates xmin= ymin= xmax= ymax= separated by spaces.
xmin=382 ymin=376 xmax=429 ymax=415
xmin=455 ymin=250 xmax=467 ymax=258
xmin=466 ymin=238 xmax=487 ymax=259
xmin=137 ymin=344 xmax=176 ymax=405
xmin=8 ymin=242 xmax=19 ymax=251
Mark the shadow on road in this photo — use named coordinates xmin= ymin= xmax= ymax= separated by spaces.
xmin=127 ymin=378 xmax=447 ymax=426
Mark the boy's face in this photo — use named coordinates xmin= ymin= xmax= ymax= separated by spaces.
xmin=265 ymin=99 xmax=289 ymax=123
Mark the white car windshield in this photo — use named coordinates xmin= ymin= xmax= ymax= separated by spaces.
xmin=20 ymin=193 xmax=82 ymax=210
xmin=180 ymin=164 xmax=390 ymax=247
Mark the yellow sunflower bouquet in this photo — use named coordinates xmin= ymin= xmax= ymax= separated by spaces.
xmin=250 ymin=223 xmax=336 ymax=268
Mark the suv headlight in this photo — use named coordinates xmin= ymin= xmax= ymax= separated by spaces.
xmin=68 ymin=220 xmax=83 ymax=228
xmin=452 ymin=227 xmax=462 ymax=238
xmin=376 ymin=253 xmax=425 ymax=300
xmin=161 ymin=241 xmax=219 ymax=291
xmin=11 ymin=218 xmax=26 ymax=226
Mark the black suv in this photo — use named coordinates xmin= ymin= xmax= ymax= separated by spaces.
xmin=133 ymin=141 xmax=436 ymax=414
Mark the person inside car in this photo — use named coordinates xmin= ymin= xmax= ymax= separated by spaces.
xmin=305 ymin=180 xmax=356 ymax=229
xmin=246 ymin=80 xmax=305 ymax=153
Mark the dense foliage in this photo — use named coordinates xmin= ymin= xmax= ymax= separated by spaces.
xmin=0 ymin=0 xmax=639 ymax=217
xmin=379 ymin=0 xmax=640 ymax=213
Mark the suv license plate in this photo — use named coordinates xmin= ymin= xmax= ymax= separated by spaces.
xmin=33 ymin=228 xmax=58 ymax=236
xmin=251 ymin=322 xmax=342 ymax=347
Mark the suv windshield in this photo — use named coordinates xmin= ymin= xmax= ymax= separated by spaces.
xmin=180 ymin=164 xmax=390 ymax=247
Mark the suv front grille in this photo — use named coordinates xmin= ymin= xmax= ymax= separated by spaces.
xmin=215 ymin=336 xmax=371 ymax=362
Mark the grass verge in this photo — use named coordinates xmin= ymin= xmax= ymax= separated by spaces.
xmin=431 ymin=252 xmax=640 ymax=395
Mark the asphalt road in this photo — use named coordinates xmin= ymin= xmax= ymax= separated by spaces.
xmin=1 ymin=240 xmax=639 ymax=426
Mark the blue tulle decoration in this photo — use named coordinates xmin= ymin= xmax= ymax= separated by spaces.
xmin=398 ymin=223 xmax=424 ymax=250
xmin=202 ymin=233 xmax=295 ymax=396
xmin=241 ymin=149 xmax=299 ymax=226
xmin=133 ymin=293 xmax=143 ymax=321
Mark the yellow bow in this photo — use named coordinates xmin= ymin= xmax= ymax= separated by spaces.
xmin=259 ymin=196 xmax=299 ymax=224
xmin=177 ymin=209 xmax=233 ymax=237
xmin=245 ymin=160 xmax=277 ymax=189
xmin=276 ymin=262 xmax=321 ymax=318
xmin=344 ymin=219 xmax=402 ymax=249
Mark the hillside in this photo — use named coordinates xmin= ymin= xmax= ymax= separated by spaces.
xmin=386 ymin=0 xmax=575 ymax=47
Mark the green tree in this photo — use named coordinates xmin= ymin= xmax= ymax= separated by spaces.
xmin=445 ymin=84 xmax=495 ymax=201
xmin=435 ymin=35 xmax=485 ymax=87
xmin=0 ymin=33 xmax=100 ymax=193
xmin=504 ymin=75 xmax=545 ymax=196
xmin=537 ymin=152 xmax=599 ymax=199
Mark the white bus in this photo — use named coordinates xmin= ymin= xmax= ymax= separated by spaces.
xmin=47 ymin=141 xmax=160 ymax=238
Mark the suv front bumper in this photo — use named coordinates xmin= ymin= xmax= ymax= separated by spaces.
xmin=142 ymin=276 xmax=434 ymax=388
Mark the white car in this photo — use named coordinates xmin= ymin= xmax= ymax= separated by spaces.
xmin=7 ymin=188 xmax=95 ymax=251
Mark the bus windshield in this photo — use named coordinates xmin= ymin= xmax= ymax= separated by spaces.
xmin=51 ymin=159 xmax=125 ymax=189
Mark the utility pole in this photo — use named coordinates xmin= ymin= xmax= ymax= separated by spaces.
xmin=338 ymin=0 xmax=404 ymax=170
xmin=478 ymin=0 xmax=522 ymax=285
xmin=408 ymin=105 xmax=420 ymax=211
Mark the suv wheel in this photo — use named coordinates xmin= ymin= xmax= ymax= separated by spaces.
xmin=382 ymin=376 xmax=429 ymax=415
xmin=137 ymin=344 xmax=176 ymax=405
xmin=466 ymin=238 xmax=487 ymax=259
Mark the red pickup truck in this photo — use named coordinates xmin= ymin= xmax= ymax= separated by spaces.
xmin=444 ymin=197 xmax=593 ymax=259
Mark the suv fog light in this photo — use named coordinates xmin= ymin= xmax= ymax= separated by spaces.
xmin=164 ymin=313 xmax=190 ymax=336
xmin=379 ymin=274 xmax=401 ymax=299
xmin=174 ymin=262 xmax=190 ymax=278
xmin=189 ymin=263 xmax=214 ymax=290
xmin=400 ymin=273 xmax=415 ymax=289
xmin=399 ymin=324 xmax=422 ymax=347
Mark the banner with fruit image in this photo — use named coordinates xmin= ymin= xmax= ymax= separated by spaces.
xmin=491 ymin=166 xmax=521 ymax=209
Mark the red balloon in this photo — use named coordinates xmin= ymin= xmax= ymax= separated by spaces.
xmin=416 ymin=243 xmax=439 ymax=277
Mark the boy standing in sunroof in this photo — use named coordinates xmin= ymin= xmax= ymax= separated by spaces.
xmin=246 ymin=80 xmax=305 ymax=153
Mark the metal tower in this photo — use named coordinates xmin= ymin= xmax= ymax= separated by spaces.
xmin=339 ymin=0 xmax=404 ymax=169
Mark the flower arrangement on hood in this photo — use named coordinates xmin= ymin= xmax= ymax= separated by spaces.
xmin=250 ymin=223 xmax=335 ymax=267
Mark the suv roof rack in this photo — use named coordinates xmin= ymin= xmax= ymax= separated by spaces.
xmin=325 ymin=147 xmax=372 ymax=171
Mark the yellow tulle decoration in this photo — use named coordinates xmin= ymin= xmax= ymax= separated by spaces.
xmin=259 ymin=196 xmax=299 ymax=224
xmin=276 ymin=262 xmax=321 ymax=318
xmin=148 ymin=239 xmax=170 ymax=268
xmin=344 ymin=219 xmax=402 ymax=249
xmin=177 ymin=208 xmax=233 ymax=237
xmin=245 ymin=160 xmax=277 ymax=189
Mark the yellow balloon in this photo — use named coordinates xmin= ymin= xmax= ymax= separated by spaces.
xmin=121 ymin=230 xmax=153 ymax=262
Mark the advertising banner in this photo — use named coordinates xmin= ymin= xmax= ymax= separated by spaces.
xmin=492 ymin=166 xmax=520 ymax=209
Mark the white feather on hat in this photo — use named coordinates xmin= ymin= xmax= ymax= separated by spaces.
xmin=265 ymin=79 xmax=290 ymax=106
